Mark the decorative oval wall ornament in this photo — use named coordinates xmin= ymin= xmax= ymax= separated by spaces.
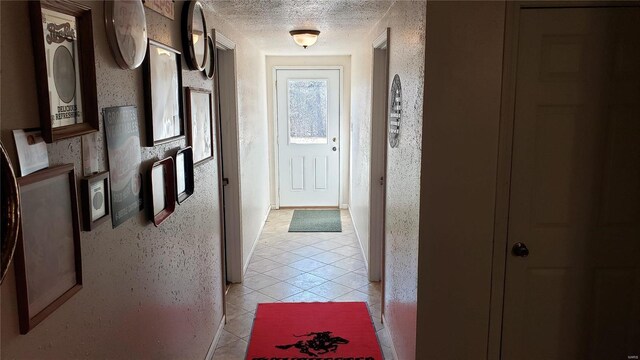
xmin=104 ymin=0 xmax=148 ymax=70
xmin=388 ymin=74 xmax=402 ymax=148
xmin=1 ymin=141 xmax=20 ymax=284
xmin=182 ymin=0 xmax=208 ymax=71
xmin=204 ymin=34 xmax=215 ymax=79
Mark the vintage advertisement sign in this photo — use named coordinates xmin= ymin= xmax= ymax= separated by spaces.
xmin=42 ymin=8 xmax=84 ymax=128
xmin=103 ymin=106 xmax=143 ymax=228
xmin=143 ymin=0 xmax=175 ymax=20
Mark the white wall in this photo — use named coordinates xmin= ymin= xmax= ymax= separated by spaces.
xmin=265 ymin=56 xmax=351 ymax=209
xmin=350 ymin=2 xmax=427 ymax=359
xmin=236 ymin=48 xmax=271 ymax=271
xmin=349 ymin=43 xmax=373 ymax=270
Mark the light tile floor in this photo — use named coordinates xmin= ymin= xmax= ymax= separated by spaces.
xmin=212 ymin=209 xmax=394 ymax=359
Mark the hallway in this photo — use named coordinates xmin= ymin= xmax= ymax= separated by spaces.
xmin=213 ymin=209 xmax=392 ymax=359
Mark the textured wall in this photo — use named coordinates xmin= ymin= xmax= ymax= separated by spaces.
xmin=350 ymin=2 xmax=427 ymax=359
xmin=265 ymin=56 xmax=352 ymax=208
xmin=416 ymin=2 xmax=506 ymax=358
xmin=0 ymin=1 xmax=257 ymax=358
xmin=235 ymin=47 xmax=271 ymax=271
xmin=349 ymin=41 xmax=373 ymax=269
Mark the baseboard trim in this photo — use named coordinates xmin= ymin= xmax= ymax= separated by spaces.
xmin=242 ymin=205 xmax=271 ymax=276
xmin=382 ymin=314 xmax=399 ymax=360
xmin=348 ymin=205 xmax=369 ymax=273
xmin=205 ymin=315 xmax=226 ymax=360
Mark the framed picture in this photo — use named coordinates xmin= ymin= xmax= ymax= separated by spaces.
xmin=143 ymin=0 xmax=175 ymax=20
xmin=186 ymin=88 xmax=214 ymax=165
xmin=103 ymin=106 xmax=144 ymax=228
xmin=14 ymin=164 xmax=82 ymax=334
xmin=80 ymin=171 xmax=110 ymax=231
xmin=29 ymin=1 xmax=99 ymax=143
xmin=175 ymin=147 xmax=194 ymax=204
xmin=148 ymin=157 xmax=176 ymax=226
xmin=104 ymin=0 xmax=148 ymax=70
xmin=12 ymin=128 xmax=49 ymax=176
xmin=143 ymin=40 xmax=184 ymax=146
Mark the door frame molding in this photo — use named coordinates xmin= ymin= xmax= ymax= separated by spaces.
xmin=487 ymin=2 xmax=638 ymax=358
xmin=271 ymin=66 xmax=344 ymax=209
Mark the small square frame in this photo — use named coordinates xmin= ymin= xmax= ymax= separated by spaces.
xmin=14 ymin=164 xmax=82 ymax=334
xmin=148 ymin=157 xmax=176 ymax=226
xmin=175 ymin=147 xmax=195 ymax=204
xmin=80 ymin=171 xmax=111 ymax=231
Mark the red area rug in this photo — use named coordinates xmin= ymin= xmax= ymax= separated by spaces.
xmin=245 ymin=302 xmax=383 ymax=360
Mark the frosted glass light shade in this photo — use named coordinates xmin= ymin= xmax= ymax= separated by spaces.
xmin=289 ymin=30 xmax=320 ymax=48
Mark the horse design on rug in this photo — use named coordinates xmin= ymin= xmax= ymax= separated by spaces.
xmin=276 ymin=331 xmax=350 ymax=356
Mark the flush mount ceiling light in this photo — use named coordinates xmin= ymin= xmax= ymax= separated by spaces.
xmin=289 ymin=30 xmax=320 ymax=49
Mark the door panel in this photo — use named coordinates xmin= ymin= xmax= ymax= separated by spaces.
xmin=276 ymin=69 xmax=340 ymax=207
xmin=502 ymin=7 xmax=640 ymax=360
xmin=314 ymin=156 xmax=328 ymax=190
xmin=290 ymin=156 xmax=304 ymax=191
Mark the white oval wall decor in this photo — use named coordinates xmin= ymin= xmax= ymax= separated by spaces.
xmin=388 ymin=74 xmax=402 ymax=148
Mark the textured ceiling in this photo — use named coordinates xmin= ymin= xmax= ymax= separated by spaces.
xmin=204 ymin=0 xmax=395 ymax=54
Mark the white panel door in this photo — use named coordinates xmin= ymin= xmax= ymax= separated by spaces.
xmin=276 ymin=69 xmax=340 ymax=207
xmin=502 ymin=7 xmax=640 ymax=359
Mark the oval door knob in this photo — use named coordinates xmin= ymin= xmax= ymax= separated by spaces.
xmin=512 ymin=242 xmax=529 ymax=257
xmin=332 ymin=147 xmax=337 ymax=151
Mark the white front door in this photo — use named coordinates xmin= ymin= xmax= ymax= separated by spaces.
xmin=276 ymin=69 xmax=340 ymax=207
xmin=501 ymin=7 xmax=640 ymax=359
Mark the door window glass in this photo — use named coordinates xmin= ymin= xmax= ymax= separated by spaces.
xmin=287 ymin=79 xmax=328 ymax=144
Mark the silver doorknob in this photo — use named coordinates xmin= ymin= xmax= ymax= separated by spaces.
xmin=332 ymin=147 xmax=337 ymax=151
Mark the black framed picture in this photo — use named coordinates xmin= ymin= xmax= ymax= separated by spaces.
xmin=103 ymin=106 xmax=144 ymax=228
xmin=80 ymin=171 xmax=111 ymax=231
xmin=143 ymin=40 xmax=184 ymax=146
xmin=29 ymin=0 xmax=99 ymax=143
xmin=175 ymin=147 xmax=194 ymax=204
xmin=186 ymin=87 xmax=214 ymax=165
xmin=148 ymin=157 xmax=176 ymax=226
xmin=14 ymin=164 xmax=82 ymax=334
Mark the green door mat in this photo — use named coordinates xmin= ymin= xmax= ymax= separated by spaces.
xmin=288 ymin=210 xmax=342 ymax=232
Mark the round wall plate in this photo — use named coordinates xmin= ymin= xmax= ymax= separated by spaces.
xmin=104 ymin=0 xmax=148 ymax=70
xmin=182 ymin=0 xmax=208 ymax=71
xmin=1 ymin=142 xmax=20 ymax=284
xmin=388 ymin=74 xmax=402 ymax=148
xmin=204 ymin=34 xmax=215 ymax=79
